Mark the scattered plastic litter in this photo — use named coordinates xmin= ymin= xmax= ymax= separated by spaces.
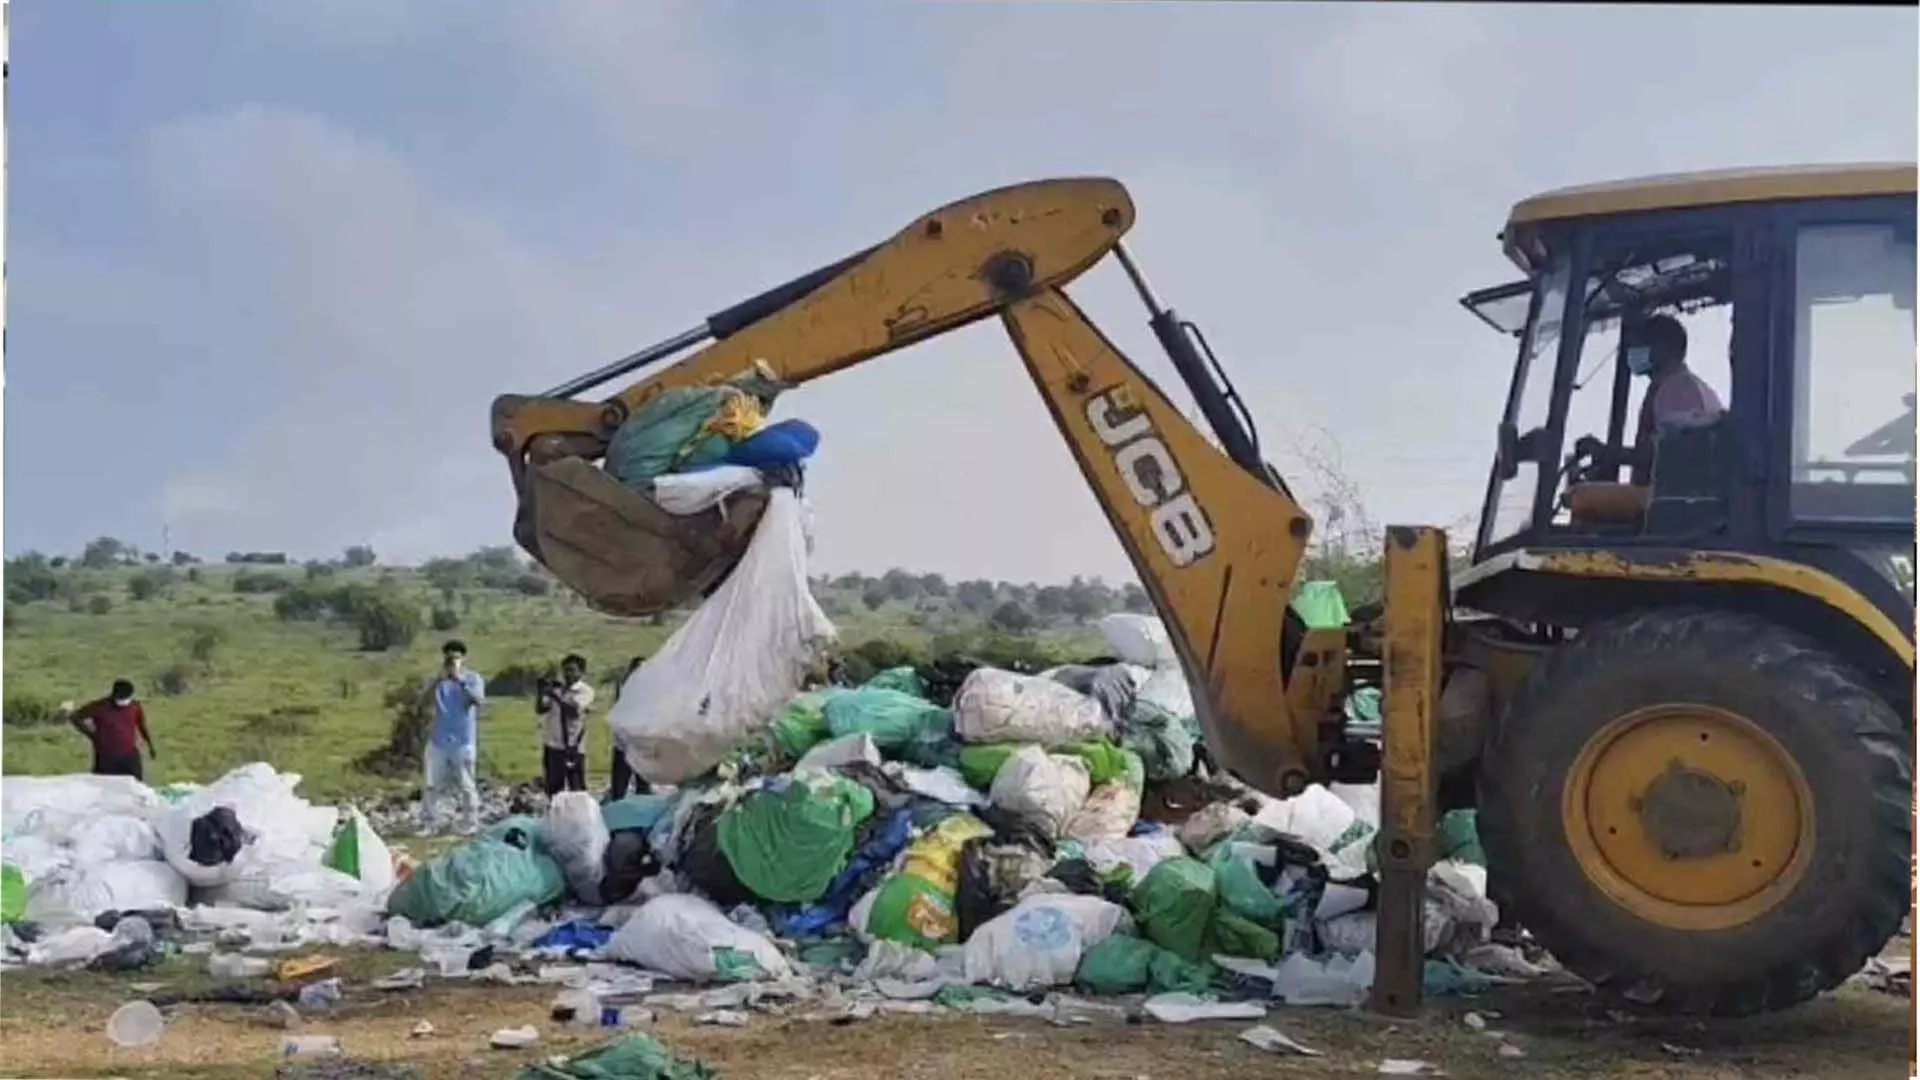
xmin=695 ymin=1009 xmax=751 ymax=1027
xmin=297 ymin=978 xmax=343 ymax=1011
xmin=1238 ymin=1024 xmax=1322 ymax=1056
xmin=282 ymin=1034 xmax=344 ymax=1058
xmin=1142 ymin=992 xmax=1267 ymax=1023
xmin=106 ymin=1000 xmax=164 ymax=1047
xmin=1378 ymin=1060 xmax=1443 ymax=1076
xmin=410 ymin=1020 xmax=435 ymax=1039
xmin=490 ymin=1026 xmax=541 ymax=1049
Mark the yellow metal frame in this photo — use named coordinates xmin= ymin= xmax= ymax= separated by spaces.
xmin=1372 ymin=525 xmax=1448 ymax=1017
xmin=492 ymin=176 xmax=1324 ymax=793
xmin=1458 ymin=548 xmax=1915 ymax=668
xmin=1563 ymin=703 xmax=1816 ymax=932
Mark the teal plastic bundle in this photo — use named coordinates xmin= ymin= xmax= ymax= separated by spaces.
xmin=603 ymin=386 xmax=735 ymax=486
xmin=387 ymin=831 xmax=566 ymax=928
xmin=824 ymin=687 xmax=954 ymax=767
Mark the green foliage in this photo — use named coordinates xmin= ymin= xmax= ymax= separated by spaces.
xmin=154 ymin=662 xmax=194 ymax=697
xmin=232 ymin=570 xmax=293 ymax=595
xmin=85 ymin=595 xmax=114 ymax=616
xmin=80 ymin=537 xmax=130 ymax=570
xmin=3 ymin=693 xmax=63 ymax=728
xmin=239 ymin=704 xmax=320 ymax=738
xmin=430 ymin=606 xmax=460 ymax=632
xmin=354 ymin=676 xmax=435 ymax=776
xmin=274 ymin=586 xmax=332 ymax=622
xmin=225 ymin=551 xmax=289 ymax=565
xmin=128 ymin=568 xmax=178 ymax=602
xmin=304 ymin=561 xmax=338 ymax=581
xmin=170 ymin=551 xmax=199 ymax=566
xmin=186 ymin=624 xmax=228 ymax=665
xmin=6 ymin=554 xmax=61 ymax=603
xmin=837 ymin=638 xmax=927 ymax=685
xmin=342 ymin=545 xmax=377 ymax=568
xmin=353 ymin=591 xmax=422 ymax=652
xmin=512 ymin=573 xmax=551 ymax=597
xmin=488 ymin=660 xmax=551 ymax=699
xmin=988 ymin=600 xmax=1035 ymax=633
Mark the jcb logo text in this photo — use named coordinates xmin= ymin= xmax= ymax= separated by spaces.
xmin=1086 ymin=387 xmax=1217 ymax=568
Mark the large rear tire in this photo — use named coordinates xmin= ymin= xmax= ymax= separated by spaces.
xmin=1479 ymin=608 xmax=1911 ymax=1016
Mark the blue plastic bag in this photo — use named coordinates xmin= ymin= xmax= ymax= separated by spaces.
xmin=725 ymin=419 xmax=820 ymax=469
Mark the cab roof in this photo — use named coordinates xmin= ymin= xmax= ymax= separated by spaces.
xmin=1503 ymin=162 xmax=1916 ymax=269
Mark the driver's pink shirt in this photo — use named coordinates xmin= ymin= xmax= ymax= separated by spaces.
xmin=1638 ymin=368 xmax=1726 ymax=443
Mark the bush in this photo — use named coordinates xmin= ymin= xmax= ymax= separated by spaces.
xmin=5 ymin=555 xmax=60 ymax=603
xmin=3 ymin=693 xmax=63 ymax=728
xmin=325 ymin=583 xmax=375 ymax=619
xmin=838 ymin=638 xmax=929 ymax=685
xmin=232 ymin=570 xmax=292 ymax=595
xmin=512 ymin=573 xmax=552 ymax=597
xmin=154 ymin=663 xmax=193 ymax=696
xmin=86 ymin=595 xmax=114 ymax=616
xmin=274 ymin=586 xmax=331 ymax=621
xmin=304 ymin=562 xmax=338 ymax=581
xmin=342 ymin=545 xmax=377 ymax=568
xmin=353 ymin=590 xmax=422 ymax=651
xmin=430 ymin=606 xmax=460 ymax=632
xmin=354 ymin=675 xmax=435 ymax=776
xmin=128 ymin=568 xmax=177 ymax=602
xmin=488 ymin=660 xmax=550 ymax=699
xmin=186 ymin=567 xmax=203 ymax=583
xmin=186 ymin=624 xmax=227 ymax=665
xmin=988 ymin=600 xmax=1035 ymax=633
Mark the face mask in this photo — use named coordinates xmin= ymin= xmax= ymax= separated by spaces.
xmin=112 ymin=696 xmax=132 ymax=707
xmin=1625 ymin=345 xmax=1654 ymax=376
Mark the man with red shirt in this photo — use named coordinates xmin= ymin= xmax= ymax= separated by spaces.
xmin=66 ymin=679 xmax=157 ymax=780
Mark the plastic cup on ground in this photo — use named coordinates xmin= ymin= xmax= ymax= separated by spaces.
xmin=106 ymin=1001 xmax=164 ymax=1048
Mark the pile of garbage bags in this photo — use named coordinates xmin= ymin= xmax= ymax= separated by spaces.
xmin=2 ymin=764 xmax=396 ymax=969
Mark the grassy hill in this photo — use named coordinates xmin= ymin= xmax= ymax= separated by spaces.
xmin=0 ymin=549 xmax=1112 ymax=800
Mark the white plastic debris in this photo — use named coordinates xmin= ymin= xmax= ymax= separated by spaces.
xmin=1239 ymin=1024 xmax=1322 ymax=1056
xmin=954 ymin=668 xmax=1111 ymax=746
xmin=490 ymin=1026 xmax=540 ymax=1049
xmin=106 ymin=1001 xmax=164 ymax=1048
xmin=605 ymin=894 xmax=792 ymax=983
xmin=987 ymin=747 xmax=1091 ymax=840
xmin=1378 ymin=1060 xmax=1442 ymax=1076
xmin=794 ymin=733 xmax=883 ymax=775
xmin=1271 ymin=950 xmax=1376 ymax=1007
xmin=1143 ymin=993 xmax=1267 ymax=1023
xmin=695 ymin=1009 xmax=750 ymax=1027
xmin=610 ymin=489 xmax=836 ymax=785
xmin=961 ymin=894 xmax=1130 ymax=992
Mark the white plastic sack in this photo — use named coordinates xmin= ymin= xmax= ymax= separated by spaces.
xmin=651 ymin=465 xmax=766 ymax=516
xmin=156 ymin=764 xmax=338 ymax=888
xmin=24 ymin=925 xmax=117 ymax=968
xmin=794 ymin=733 xmax=882 ymax=775
xmin=1177 ymin=802 xmax=1250 ymax=853
xmin=954 ymin=669 xmax=1110 ymax=747
xmin=4 ymin=834 xmax=69 ymax=882
xmin=3 ymin=774 xmax=162 ymax=840
xmin=544 ymin=792 xmax=612 ymax=905
xmin=1098 ymin=614 xmax=1179 ymax=668
xmin=610 ymin=489 xmax=837 ymax=785
xmin=988 ymin=747 xmax=1091 ymax=840
xmin=1136 ymin=668 xmax=1196 ymax=720
xmin=1081 ymin=833 xmax=1187 ymax=883
xmin=961 ymin=893 xmax=1131 ymax=992
xmin=23 ymin=860 xmax=187 ymax=928
xmin=890 ymin=765 xmax=987 ymax=809
xmin=70 ymin=815 xmax=161 ymax=865
xmin=606 ymin=894 xmax=792 ymax=983
xmin=1063 ymin=783 xmax=1142 ymax=845
xmin=201 ymin=854 xmax=366 ymax=912
xmin=1252 ymin=784 xmax=1374 ymax=877
xmin=1271 ymin=950 xmax=1376 ymax=1007
xmin=1327 ymin=782 xmax=1382 ymax=830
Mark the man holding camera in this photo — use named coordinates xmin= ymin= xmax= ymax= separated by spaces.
xmin=536 ymin=653 xmax=596 ymax=797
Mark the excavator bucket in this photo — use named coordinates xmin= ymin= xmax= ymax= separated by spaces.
xmin=516 ymin=456 xmax=767 ymax=618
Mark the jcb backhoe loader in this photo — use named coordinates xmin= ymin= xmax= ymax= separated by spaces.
xmin=491 ymin=165 xmax=1916 ymax=1017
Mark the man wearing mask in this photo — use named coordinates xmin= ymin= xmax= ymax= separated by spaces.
xmin=536 ymin=653 xmax=596 ymax=796
xmin=426 ymin=640 xmax=486 ymax=834
xmin=1627 ymin=314 xmax=1725 ymax=484
xmin=65 ymin=679 xmax=156 ymax=780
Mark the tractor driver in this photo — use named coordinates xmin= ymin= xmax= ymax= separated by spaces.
xmin=1618 ymin=314 xmax=1726 ymax=485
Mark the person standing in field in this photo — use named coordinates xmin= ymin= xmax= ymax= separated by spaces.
xmin=607 ymin=655 xmax=651 ymax=800
xmin=425 ymin=640 xmax=486 ymax=834
xmin=65 ymin=678 xmax=156 ymax=780
xmin=535 ymin=653 xmax=596 ymax=797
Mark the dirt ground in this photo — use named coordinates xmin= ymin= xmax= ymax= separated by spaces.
xmin=0 ymin=948 xmax=1912 ymax=1080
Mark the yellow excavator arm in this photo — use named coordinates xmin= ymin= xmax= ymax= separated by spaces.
xmin=492 ymin=177 xmax=1342 ymax=798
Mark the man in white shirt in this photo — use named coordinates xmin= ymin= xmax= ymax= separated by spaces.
xmin=536 ymin=653 xmax=596 ymax=796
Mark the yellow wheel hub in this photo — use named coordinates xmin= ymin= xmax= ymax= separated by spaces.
xmin=1562 ymin=704 xmax=1814 ymax=931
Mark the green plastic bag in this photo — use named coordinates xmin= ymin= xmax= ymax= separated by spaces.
xmin=1060 ymin=741 xmax=1145 ymax=791
xmin=387 ymin=832 xmax=566 ymax=928
xmin=824 ymin=688 xmax=953 ymax=767
xmin=1207 ymin=845 xmax=1284 ymax=926
xmin=863 ymin=666 xmax=928 ymax=698
xmin=865 ymin=814 xmax=993 ymax=948
xmin=1439 ymin=809 xmax=1485 ymax=866
xmin=1118 ymin=701 xmax=1197 ymax=783
xmin=515 ymin=1033 xmax=718 ymax=1079
xmin=769 ymin=692 xmax=837 ymax=760
xmin=958 ymin=743 xmax=1021 ymax=789
xmin=1206 ymin=909 xmax=1280 ymax=961
xmin=1132 ymin=857 xmax=1216 ymax=960
xmin=604 ymin=386 xmax=737 ymax=487
xmin=1291 ymin=579 xmax=1350 ymax=629
xmin=717 ymin=777 xmax=875 ymax=904
xmin=1076 ymin=934 xmax=1216 ymax=995
xmin=1 ymin=863 xmax=24 ymax=924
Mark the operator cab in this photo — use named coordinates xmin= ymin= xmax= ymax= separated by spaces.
xmin=1462 ymin=164 xmax=1916 ymax=620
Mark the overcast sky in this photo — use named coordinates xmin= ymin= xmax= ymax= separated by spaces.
xmin=7 ymin=1 xmax=1915 ymax=583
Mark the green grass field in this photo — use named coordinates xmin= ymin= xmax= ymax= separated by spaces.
xmin=1 ymin=558 xmax=1105 ymax=800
